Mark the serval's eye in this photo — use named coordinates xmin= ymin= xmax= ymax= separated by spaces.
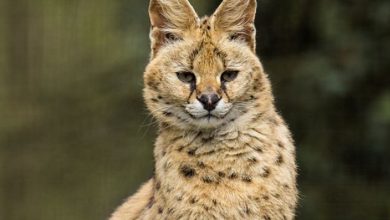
xmin=229 ymin=33 xmax=247 ymax=42
xmin=165 ymin=32 xmax=179 ymax=42
xmin=221 ymin=70 xmax=239 ymax=83
xmin=177 ymin=72 xmax=196 ymax=84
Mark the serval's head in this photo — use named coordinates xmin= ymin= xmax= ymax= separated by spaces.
xmin=144 ymin=0 xmax=274 ymax=131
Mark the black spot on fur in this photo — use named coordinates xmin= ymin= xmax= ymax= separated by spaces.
xmin=177 ymin=146 xmax=184 ymax=152
xmin=242 ymin=175 xmax=252 ymax=183
xmin=158 ymin=207 xmax=163 ymax=214
xmin=263 ymin=195 xmax=269 ymax=200
xmin=157 ymin=95 xmax=162 ymax=99
xmin=147 ymin=81 xmax=160 ymax=90
xmin=161 ymin=122 xmax=170 ymax=129
xmin=170 ymin=135 xmax=182 ymax=143
xmin=202 ymin=136 xmax=213 ymax=143
xmin=233 ymin=152 xmax=248 ymax=157
xmin=147 ymin=195 xmax=154 ymax=209
xmin=218 ymin=171 xmax=226 ymax=178
xmin=155 ymin=181 xmax=161 ymax=190
xmin=244 ymin=204 xmax=251 ymax=215
xmin=190 ymin=197 xmax=197 ymax=204
xmin=180 ymin=165 xmax=196 ymax=178
xmin=197 ymin=161 xmax=206 ymax=169
xmin=255 ymin=147 xmax=263 ymax=153
xmin=228 ymin=172 xmax=238 ymax=179
xmin=205 ymin=150 xmax=216 ymax=155
xmin=276 ymin=154 xmax=284 ymax=165
xmin=187 ymin=113 xmax=197 ymax=119
xmin=278 ymin=141 xmax=285 ymax=148
xmin=263 ymin=215 xmax=271 ymax=220
xmin=189 ymin=46 xmax=201 ymax=69
xmin=248 ymin=157 xmax=258 ymax=163
xmin=187 ymin=148 xmax=196 ymax=156
xmin=251 ymin=113 xmax=263 ymax=122
xmin=162 ymin=111 xmax=173 ymax=117
xmin=214 ymin=47 xmax=227 ymax=60
xmin=151 ymin=98 xmax=159 ymax=103
xmin=202 ymin=176 xmax=213 ymax=184
xmin=261 ymin=167 xmax=271 ymax=178
xmin=212 ymin=199 xmax=217 ymax=205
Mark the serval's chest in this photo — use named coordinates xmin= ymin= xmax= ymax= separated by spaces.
xmin=149 ymin=127 xmax=297 ymax=219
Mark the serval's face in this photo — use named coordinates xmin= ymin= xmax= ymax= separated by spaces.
xmin=144 ymin=0 xmax=272 ymax=130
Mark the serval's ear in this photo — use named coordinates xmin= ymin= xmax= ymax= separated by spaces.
xmin=149 ymin=0 xmax=199 ymax=57
xmin=211 ymin=0 xmax=257 ymax=51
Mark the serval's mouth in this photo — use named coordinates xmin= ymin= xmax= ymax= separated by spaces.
xmin=186 ymin=111 xmax=228 ymax=121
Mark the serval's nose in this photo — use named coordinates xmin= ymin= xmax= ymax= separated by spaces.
xmin=197 ymin=92 xmax=221 ymax=112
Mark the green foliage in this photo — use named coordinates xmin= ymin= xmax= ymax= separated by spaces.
xmin=0 ymin=0 xmax=389 ymax=219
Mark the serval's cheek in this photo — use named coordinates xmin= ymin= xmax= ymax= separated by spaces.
xmin=223 ymin=75 xmax=251 ymax=100
xmin=162 ymin=79 xmax=191 ymax=101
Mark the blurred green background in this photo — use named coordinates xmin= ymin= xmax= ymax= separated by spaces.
xmin=0 ymin=0 xmax=389 ymax=219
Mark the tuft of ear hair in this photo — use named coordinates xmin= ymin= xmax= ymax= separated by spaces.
xmin=149 ymin=0 xmax=199 ymax=57
xmin=211 ymin=0 xmax=257 ymax=51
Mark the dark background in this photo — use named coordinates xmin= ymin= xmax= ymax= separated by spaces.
xmin=1 ymin=0 xmax=389 ymax=219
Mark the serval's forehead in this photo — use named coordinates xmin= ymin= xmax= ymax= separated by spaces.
xmin=199 ymin=17 xmax=212 ymax=32
xmin=190 ymin=17 xmax=227 ymax=76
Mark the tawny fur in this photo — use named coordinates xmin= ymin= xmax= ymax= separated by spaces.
xmin=110 ymin=0 xmax=298 ymax=219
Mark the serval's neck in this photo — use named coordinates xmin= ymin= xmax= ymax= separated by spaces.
xmin=153 ymin=109 xmax=285 ymax=184
xmin=150 ymin=110 xmax=297 ymax=219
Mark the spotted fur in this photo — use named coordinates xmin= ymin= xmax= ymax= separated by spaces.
xmin=110 ymin=0 xmax=298 ymax=219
